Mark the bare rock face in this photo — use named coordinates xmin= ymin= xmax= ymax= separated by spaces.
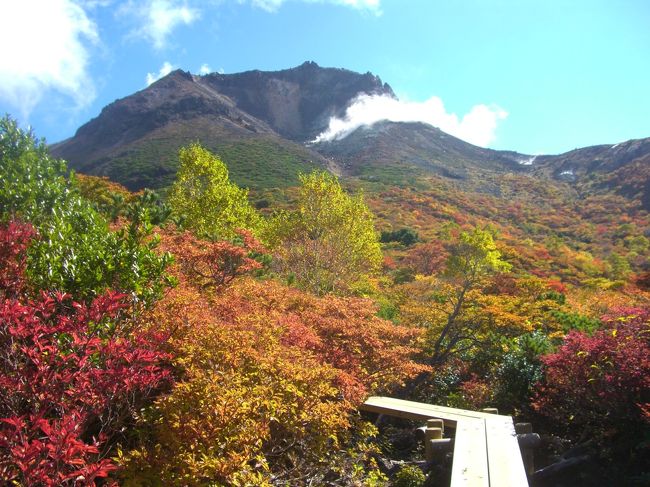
xmin=199 ymin=61 xmax=395 ymax=141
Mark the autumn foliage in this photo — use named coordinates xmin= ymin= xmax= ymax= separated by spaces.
xmin=0 ymin=220 xmax=36 ymax=297
xmin=264 ymin=171 xmax=383 ymax=295
xmin=168 ymin=143 xmax=261 ymax=239
xmin=0 ymin=221 xmax=172 ymax=485
xmin=533 ymin=308 xmax=650 ymax=440
xmin=118 ymin=227 xmax=426 ymax=485
xmin=162 ymin=227 xmax=265 ymax=289
xmin=4 ymin=118 xmax=650 ymax=484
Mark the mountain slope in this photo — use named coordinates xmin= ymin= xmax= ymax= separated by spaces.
xmin=50 ymin=62 xmax=650 ymax=208
xmin=313 ymin=121 xmax=529 ymax=183
xmin=529 ymin=138 xmax=650 ymax=211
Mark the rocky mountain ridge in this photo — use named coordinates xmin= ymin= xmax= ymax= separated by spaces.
xmin=50 ymin=62 xmax=650 ymax=209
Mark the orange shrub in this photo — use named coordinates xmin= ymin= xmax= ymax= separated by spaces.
xmin=119 ymin=227 xmax=426 ymax=484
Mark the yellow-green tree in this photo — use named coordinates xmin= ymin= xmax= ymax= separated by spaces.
xmin=431 ymin=227 xmax=511 ymax=362
xmin=264 ymin=171 xmax=382 ymax=295
xmin=402 ymin=227 xmax=512 ymax=366
xmin=168 ymin=143 xmax=260 ymax=239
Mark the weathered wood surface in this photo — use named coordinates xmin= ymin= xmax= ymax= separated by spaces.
xmin=360 ymin=396 xmax=528 ymax=487
xmin=451 ymin=416 xmax=489 ymax=486
xmin=485 ymin=414 xmax=527 ymax=486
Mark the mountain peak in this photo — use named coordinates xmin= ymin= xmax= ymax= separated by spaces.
xmin=196 ymin=62 xmax=394 ymax=141
xmin=168 ymin=68 xmax=193 ymax=79
xmin=297 ymin=60 xmax=320 ymax=69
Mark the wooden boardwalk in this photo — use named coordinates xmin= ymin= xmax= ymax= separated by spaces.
xmin=361 ymin=396 xmax=529 ymax=487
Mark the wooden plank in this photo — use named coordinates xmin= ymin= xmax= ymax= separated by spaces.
xmin=363 ymin=396 xmax=512 ymax=421
xmin=361 ymin=396 xmax=465 ymax=427
xmin=485 ymin=417 xmax=529 ymax=487
xmin=450 ymin=417 xmax=489 ymax=487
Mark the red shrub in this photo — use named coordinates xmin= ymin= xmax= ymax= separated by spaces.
xmin=634 ymin=271 xmax=650 ymax=291
xmin=403 ymin=241 xmax=446 ymax=275
xmin=532 ymin=308 xmax=650 ymax=443
xmin=0 ymin=221 xmax=36 ymax=297
xmin=459 ymin=374 xmax=492 ymax=410
xmin=546 ymin=279 xmax=568 ymax=294
xmin=0 ymin=222 xmax=172 ymax=485
xmin=161 ymin=228 xmax=265 ymax=289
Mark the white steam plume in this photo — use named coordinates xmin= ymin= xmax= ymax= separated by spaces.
xmin=313 ymin=94 xmax=508 ymax=147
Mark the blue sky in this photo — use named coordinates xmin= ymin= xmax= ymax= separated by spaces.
xmin=1 ymin=0 xmax=649 ymax=155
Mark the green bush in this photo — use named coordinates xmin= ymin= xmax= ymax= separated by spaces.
xmin=492 ymin=332 xmax=550 ymax=412
xmin=0 ymin=115 xmax=171 ymax=303
xmin=551 ymin=310 xmax=601 ymax=334
xmin=393 ymin=464 xmax=426 ymax=487
xmin=381 ymin=228 xmax=419 ymax=246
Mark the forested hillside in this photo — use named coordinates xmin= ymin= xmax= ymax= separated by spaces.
xmin=1 ymin=115 xmax=649 ymax=486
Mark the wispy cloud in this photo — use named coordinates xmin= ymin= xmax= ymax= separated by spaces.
xmin=146 ymin=61 xmax=175 ymax=85
xmin=313 ymin=94 xmax=508 ymax=148
xmin=120 ymin=0 xmax=199 ymax=50
xmin=121 ymin=0 xmax=377 ymax=50
xmin=244 ymin=0 xmax=381 ymax=15
xmin=0 ymin=0 xmax=98 ymax=119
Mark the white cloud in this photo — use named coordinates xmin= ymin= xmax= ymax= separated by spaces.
xmin=123 ymin=0 xmax=377 ymax=50
xmin=245 ymin=0 xmax=283 ymax=10
xmin=146 ymin=61 xmax=175 ymax=85
xmin=0 ymin=0 xmax=98 ymax=118
xmin=244 ymin=0 xmax=381 ymax=14
xmin=313 ymin=94 xmax=508 ymax=148
xmin=120 ymin=0 xmax=199 ymax=50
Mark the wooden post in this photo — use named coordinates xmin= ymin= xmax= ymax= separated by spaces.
xmin=425 ymin=418 xmax=444 ymax=462
xmin=427 ymin=418 xmax=444 ymax=434
xmin=515 ymin=422 xmax=536 ymax=475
